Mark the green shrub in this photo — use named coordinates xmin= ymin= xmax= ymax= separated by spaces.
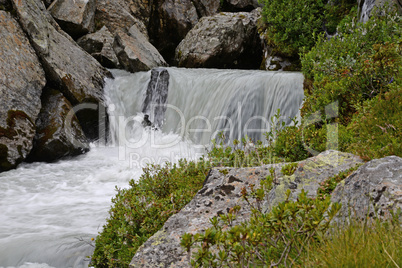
xmin=181 ymin=185 xmax=341 ymax=267
xmin=281 ymin=162 xmax=298 ymax=176
xmin=301 ymin=10 xmax=401 ymax=124
xmin=346 ymin=84 xmax=402 ymax=160
xmin=260 ymin=0 xmax=356 ymax=57
xmin=91 ymin=159 xmax=210 ymax=267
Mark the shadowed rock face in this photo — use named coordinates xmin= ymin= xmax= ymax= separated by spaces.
xmin=0 ymin=11 xmax=46 ymax=172
xmin=332 ymin=155 xmax=402 ymax=223
xmin=11 ymin=0 xmax=111 ymax=141
xmin=130 ymin=150 xmax=363 ymax=267
xmin=28 ymin=88 xmax=90 ymax=163
xmin=175 ymin=9 xmax=263 ymax=69
xmin=48 ymin=0 xmax=96 ymax=38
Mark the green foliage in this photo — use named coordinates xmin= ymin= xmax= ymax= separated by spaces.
xmin=346 ymin=85 xmax=402 ymax=160
xmin=317 ymin=165 xmax=361 ymax=200
xmin=303 ymin=216 xmax=402 ymax=267
xmin=301 ymin=10 xmax=401 ymax=124
xmin=297 ymin=7 xmax=401 ymax=160
xmin=91 ymin=159 xmax=210 ymax=267
xmin=281 ymin=162 xmax=298 ymax=176
xmin=260 ymin=0 xmax=356 ymax=57
xmin=181 ymin=185 xmax=341 ymax=267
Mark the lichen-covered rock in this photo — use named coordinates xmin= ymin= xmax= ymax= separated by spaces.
xmin=358 ymin=0 xmax=402 ymax=23
xmin=95 ymin=0 xmax=149 ymax=36
xmin=222 ymin=0 xmax=262 ymax=12
xmin=332 ymin=156 xmax=402 ymax=223
xmin=28 ymin=88 xmax=89 ymax=162
xmin=48 ymin=0 xmax=96 ymax=38
xmin=148 ymin=0 xmax=199 ymax=64
xmin=11 ymin=0 xmax=112 ymax=140
xmin=0 ymin=11 xmax=46 ymax=172
xmin=77 ymin=26 xmax=120 ymax=68
xmin=130 ymin=150 xmax=362 ymax=267
xmin=175 ymin=9 xmax=263 ymax=69
xmin=114 ymin=25 xmax=167 ymax=72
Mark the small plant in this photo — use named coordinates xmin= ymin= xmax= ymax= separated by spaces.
xmin=317 ymin=165 xmax=361 ymax=200
xmin=281 ymin=162 xmax=298 ymax=176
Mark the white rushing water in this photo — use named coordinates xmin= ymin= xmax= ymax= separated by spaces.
xmin=0 ymin=68 xmax=303 ymax=267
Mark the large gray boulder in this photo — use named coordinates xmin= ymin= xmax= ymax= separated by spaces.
xmin=114 ymin=25 xmax=167 ymax=72
xmin=48 ymin=0 xmax=96 ymax=38
xmin=28 ymin=88 xmax=90 ymax=162
xmin=332 ymin=156 xmax=402 ymax=223
xmin=130 ymin=150 xmax=362 ymax=267
xmin=0 ymin=11 xmax=46 ymax=172
xmin=77 ymin=26 xmax=120 ymax=68
xmin=11 ymin=0 xmax=111 ymax=140
xmin=175 ymin=9 xmax=263 ymax=69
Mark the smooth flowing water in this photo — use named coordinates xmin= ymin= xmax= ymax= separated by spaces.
xmin=0 ymin=68 xmax=303 ymax=267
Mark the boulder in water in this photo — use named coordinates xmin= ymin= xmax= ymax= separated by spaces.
xmin=175 ymin=9 xmax=263 ymax=69
xmin=142 ymin=68 xmax=170 ymax=128
xmin=28 ymin=88 xmax=90 ymax=163
xmin=0 ymin=11 xmax=46 ymax=172
xmin=11 ymin=0 xmax=112 ymax=141
xmin=114 ymin=25 xmax=167 ymax=72
xmin=77 ymin=26 xmax=120 ymax=68
xmin=48 ymin=0 xmax=96 ymax=38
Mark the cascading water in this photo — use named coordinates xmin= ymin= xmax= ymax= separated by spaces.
xmin=0 ymin=68 xmax=303 ymax=268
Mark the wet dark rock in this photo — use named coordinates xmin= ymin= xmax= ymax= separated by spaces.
xmin=142 ymin=68 xmax=170 ymax=128
xmin=28 ymin=88 xmax=89 ymax=162
xmin=0 ymin=11 xmax=46 ymax=172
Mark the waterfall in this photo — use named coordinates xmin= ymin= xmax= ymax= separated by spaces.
xmin=107 ymin=67 xmax=304 ymax=148
xmin=0 ymin=68 xmax=303 ymax=268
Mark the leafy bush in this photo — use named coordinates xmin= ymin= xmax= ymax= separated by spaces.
xmin=346 ymin=85 xmax=402 ymax=160
xmin=91 ymin=159 xmax=210 ymax=267
xmin=260 ymin=0 xmax=356 ymax=57
xmin=301 ymin=10 xmax=401 ymax=124
xmin=181 ymin=184 xmax=341 ymax=267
